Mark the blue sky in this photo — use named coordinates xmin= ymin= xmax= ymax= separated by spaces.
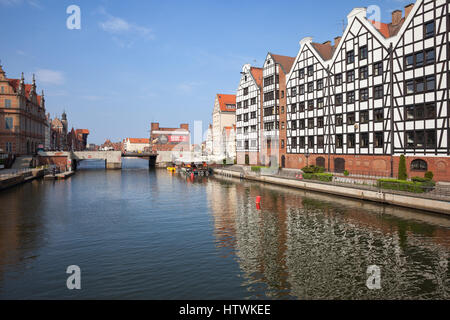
xmin=0 ymin=0 xmax=411 ymax=144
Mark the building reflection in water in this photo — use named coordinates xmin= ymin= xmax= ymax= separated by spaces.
xmin=209 ymin=175 xmax=450 ymax=299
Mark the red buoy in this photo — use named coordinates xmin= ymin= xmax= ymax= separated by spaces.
xmin=256 ymin=196 xmax=261 ymax=204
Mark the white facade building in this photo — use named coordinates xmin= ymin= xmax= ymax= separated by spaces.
xmin=124 ymin=138 xmax=150 ymax=153
xmin=212 ymin=94 xmax=236 ymax=159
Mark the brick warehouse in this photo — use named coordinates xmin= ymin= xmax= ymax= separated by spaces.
xmin=234 ymin=0 xmax=450 ymax=182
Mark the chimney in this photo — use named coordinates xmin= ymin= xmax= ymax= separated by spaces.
xmin=392 ymin=10 xmax=402 ymax=25
xmin=404 ymin=3 xmax=414 ymax=19
xmin=334 ymin=36 xmax=342 ymax=48
xmin=323 ymin=40 xmax=331 ymax=46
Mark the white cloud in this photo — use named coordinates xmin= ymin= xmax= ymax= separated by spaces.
xmin=33 ymin=69 xmax=65 ymax=86
xmin=98 ymin=8 xmax=155 ymax=45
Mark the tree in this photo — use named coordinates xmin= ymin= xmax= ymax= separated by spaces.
xmin=398 ymin=155 xmax=407 ymax=180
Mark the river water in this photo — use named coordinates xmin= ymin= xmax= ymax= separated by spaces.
xmin=0 ymin=158 xmax=449 ymax=299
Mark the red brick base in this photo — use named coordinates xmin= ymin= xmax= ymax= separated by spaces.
xmin=283 ymin=153 xmax=450 ymax=182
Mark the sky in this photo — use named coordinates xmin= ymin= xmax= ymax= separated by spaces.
xmin=0 ymin=0 xmax=412 ymax=144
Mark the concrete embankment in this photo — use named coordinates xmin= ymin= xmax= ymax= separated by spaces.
xmin=0 ymin=169 xmax=45 ymax=191
xmin=213 ymin=168 xmax=450 ymax=216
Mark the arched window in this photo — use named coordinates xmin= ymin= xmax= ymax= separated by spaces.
xmin=334 ymin=158 xmax=345 ymax=173
xmin=316 ymin=157 xmax=325 ymax=168
xmin=411 ymin=159 xmax=428 ymax=171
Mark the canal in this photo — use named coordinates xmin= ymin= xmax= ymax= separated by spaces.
xmin=0 ymin=158 xmax=449 ymax=299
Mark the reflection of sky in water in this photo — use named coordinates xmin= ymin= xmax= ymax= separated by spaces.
xmin=0 ymin=159 xmax=448 ymax=299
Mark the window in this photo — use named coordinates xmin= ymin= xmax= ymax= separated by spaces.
xmin=5 ymin=99 xmax=11 ymax=108
xmin=244 ymin=126 xmax=249 ymax=133
xmin=264 ymin=122 xmax=274 ymax=131
xmin=317 ymin=98 xmax=324 ymax=109
xmin=298 ymin=102 xmax=305 ymax=112
xmin=406 ymin=79 xmax=414 ymax=94
xmin=291 ymin=87 xmax=297 ymax=96
xmin=335 ymin=93 xmax=343 ymax=106
xmin=299 ymin=84 xmax=305 ymax=95
xmin=264 ymin=107 xmax=273 ymax=116
xmin=251 ymin=97 xmax=256 ymax=105
xmin=374 ymin=108 xmax=384 ymax=122
xmin=346 ymin=70 xmax=355 ymax=82
xmin=281 ymin=122 xmax=285 ymax=129
xmin=405 ymin=54 xmax=414 ymax=69
xmin=237 ymin=102 xmax=242 ymax=109
xmin=347 ymin=112 xmax=355 ymax=125
xmin=5 ymin=117 xmax=13 ymax=130
xmin=251 ymin=125 xmax=256 ymax=132
xmin=335 ymin=73 xmax=343 ymax=86
xmin=281 ymin=90 xmax=284 ymax=98
xmin=360 ymin=88 xmax=369 ymax=101
xmin=426 ymin=75 xmax=435 ymax=91
xmin=299 ymin=68 xmax=305 ymax=79
xmin=336 ymin=134 xmax=343 ymax=148
xmin=291 ymin=120 xmax=297 ymax=130
xmin=425 ymin=49 xmax=435 ymax=65
xmin=281 ymin=106 xmax=284 ymax=114
xmin=264 ymin=91 xmax=274 ymax=101
xmin=243 ymin=113 xmax=249 ymax=122
xmin=336 ymin=114 xmax=343 ymax=126
xmin=237 ymin=115 xmax=242 ymax=121
xmin=264 ymin=76 xmax=273 ymax=87
xmin=416 ymin=77 xmax=425 ymax=92
xmin=348 ymin=133 xmax=355 ymax=148
xmin=317 ymin=79 xmax=323 ymax=90
xmin=359 ymin=46 xmax=368 ymax=60
xmin=360 ymin=133 xmax=369 ymax=148
xmin=251 ymin=140 xmax=256 ymax=147
xmin=424 ymin=21 xmax=435 ymax=38
xmin=291 ymin=103 xmax=297 ymax=113
xmin=317 ymin=136 xmax=324 ymax=148
xmin=373 ymin=85 xmax=383 ymax=99
xmin=308 ymin=82 xmax=314 ymax=93
xmin=243 ymin=87 xmax=249 ymax=95
xmin=307 ymin=66 xmax=314 ymax=76
xmin=346 ymin=50 xmax=354 ymax=64
xmin=416 ymin=52 xmax=424 ymax=67
xmin=308 ymin=100 xmax=314 ymax=111
xmin=251 ymin=111 xmax=256 ymax=119
xmin=317 ymin=116 xmax=324 ymax=128
xmin=281 ymin=139 xmax=285 ymax=148
xmin=291 ymin=137 xmax=297 ymax=148
xmin=425 ymin=103 xmax=436 ymax=119
xmin=405 ymin=130 xmax=436 ymax=149
xmin=375 ymin=132 xmax=383 ymax=148
xmin=308 ymin=136 xmax=314 ymax=148
xmin=299 ymin=136 xmax=305 ymax=148
xmin=243 ymin=100 xmax=249 ymax=108
xmin=374 ymin=62 xmax=383 ymax=76
xmin=308 ymin=118 xmax=314 ymax=129
xmin=360 ymin=66 xmax=368 ymax=79
xmin=299 ymin=119 xmax=305 ymax=129
xmin=347 ymin=91 xmax=355 ymax=104
xmin=411 ymin=159 xmax=428 ymax=171
xmin=6 ymin=142 xmax=12 ymax=152
xmin=245 ymin=141 xmax=249 ymax=149
xmin=360 ymin=110 xmax=369 ymax=123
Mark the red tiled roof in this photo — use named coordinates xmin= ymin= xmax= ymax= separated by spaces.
xmin=271 ymin=54 xmax=296 ymax=74
xmin=311 ymin=42 xmax=335 ymax=61
xmin=368 ymin=18 xmax=405 ymax=38
xmin=7 ymin=78 xmax=42 ymax=105
xmin=217 ymin=94 xmax=236 ymax=112
xmin=250 ymin=67 xmax=263 ymax=88
xmin=127 ymin=138 xmax=149 ymax=144
xmin=76 ymin=129 xmax=90 ymax=135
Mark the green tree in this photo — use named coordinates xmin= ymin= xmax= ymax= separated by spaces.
xmin=398 ymin=155 xmax=407 ymax=180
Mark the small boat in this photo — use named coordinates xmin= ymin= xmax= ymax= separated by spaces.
xmin=167 ymin=166 xmax=177 ymax=173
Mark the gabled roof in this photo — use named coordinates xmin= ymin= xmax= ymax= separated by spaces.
xmin=311 ymin=42 xmax=335 ymax=61
xmin=127 ymin=138 xmax=149 ymax=144
xmin=270 ymin=53 xmax=296 ymax=74
xmin=76 ymin=129 xmax=90 ymax=135
xmin=7 ymin=78 xmax=42 ymax=105
xmin=52 ymin=118 xmax=63 ymax=127
xmin=250 ymin=67 xmax=263 ymax=88
xmin=216 ymin=94 xmax=236 ymax=112
xmin=368 ymin=18 xmax=405 ymax=38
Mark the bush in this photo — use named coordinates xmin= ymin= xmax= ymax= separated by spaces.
xmin=251 ymin=166 xmax=262 ymax=172
xmin=343 ymin=170 xmax=349 ymax=176
xmin=303 ymin=172 xmax=333 ymax=182
xmin=411 ymin=176 xmax=429 ymax=183
xmin=377 ymin=178 xmax=434 ymax=193
xmin=425 ymin=171 xmax=434 ymax=180
xmin=398 ymin=155 xmax=407 ymax=180
xmin=302 ymin=165 xmax=324 ymax=174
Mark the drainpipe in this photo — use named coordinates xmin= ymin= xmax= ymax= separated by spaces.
xmin=389 ymin=43 xmax=394 ymax=178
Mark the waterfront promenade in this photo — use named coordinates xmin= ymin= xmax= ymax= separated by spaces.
xmin=214 ymin=166 xmax=450 ymax=216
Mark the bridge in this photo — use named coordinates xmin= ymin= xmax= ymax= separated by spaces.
xmin=37 ymin=151 xmax=158 ymax=170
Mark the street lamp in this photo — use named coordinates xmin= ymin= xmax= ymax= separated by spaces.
xmin=305 ymin=149 xmax=310 ymax=167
